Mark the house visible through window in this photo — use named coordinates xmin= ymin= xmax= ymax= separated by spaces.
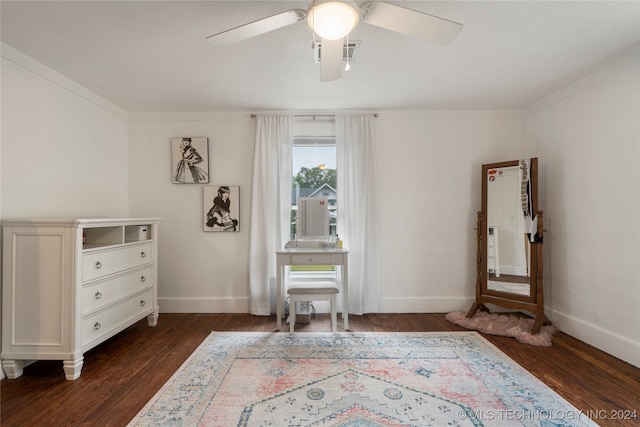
xmin=291 ymin=133 xmax=337 ymax=275
xmin=291 ymin=137 xmax=337 ymax=239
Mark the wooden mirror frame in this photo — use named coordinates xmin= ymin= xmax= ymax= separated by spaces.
xmin=466 ymin=158 xmax=550 ymax=334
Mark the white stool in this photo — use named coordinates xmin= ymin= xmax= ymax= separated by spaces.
xmin=287 ymin=282 xmax=339 ymax=333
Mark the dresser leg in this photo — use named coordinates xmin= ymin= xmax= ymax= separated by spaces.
xmin=147 ymin=312 xmax=159 ymax=326
xmin=63 ymin=357 xmax=84 ymax=380
xmin=2 ymin=360 xmax=24 ymax=379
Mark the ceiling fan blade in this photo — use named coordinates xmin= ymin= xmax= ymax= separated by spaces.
xmin=361 ymin=1 xmax=462 ymax=45
xmin=320 ymin=38 xmax=344 ymax=82
xmin=206 ymin=9 xmax=306 ymax=45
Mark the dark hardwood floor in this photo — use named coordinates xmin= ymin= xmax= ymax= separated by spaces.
xmin=1 ymin=313 xmax=639 ymax=426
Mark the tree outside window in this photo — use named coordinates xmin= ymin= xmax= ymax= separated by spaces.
xmin=291 ymin=145 xmax=337 ymax=239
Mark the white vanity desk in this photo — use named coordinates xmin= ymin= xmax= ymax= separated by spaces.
xmin=275 ymin=247 xmax=349 ymax=331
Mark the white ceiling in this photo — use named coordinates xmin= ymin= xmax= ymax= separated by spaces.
xmin=1 ymin=1 xmax=639 ymax=112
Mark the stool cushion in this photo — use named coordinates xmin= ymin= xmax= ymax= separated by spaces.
xmin=288 ymin=282 xmax=339 ymax=295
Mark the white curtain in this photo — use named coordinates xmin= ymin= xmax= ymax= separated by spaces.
xmin=249 ymin=115 xmax=294 ymax=315
xmin=336 ymin=114 xmax=381 ymax=314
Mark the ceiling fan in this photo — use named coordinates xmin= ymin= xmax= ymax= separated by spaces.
xmin=205 ymin=1 xmax=462 ymax=82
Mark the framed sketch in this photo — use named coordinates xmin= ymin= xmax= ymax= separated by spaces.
xmin=204 ymin=186 xmax=240 ymax=232
xmin=172 ymin=137 xmax=209 ymax=183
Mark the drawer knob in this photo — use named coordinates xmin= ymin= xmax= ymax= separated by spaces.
xmin=94 ymin=322 xmax=101 ymax=331
xmin=95 ymin=291 xmax=102 ymax=300
xmin=140 ymin=251 xmax=147 ymax=258
xmin=140 ymin=300 xmax=146 ymax=307
xmin=95 ymin=261 xmax=102 ymax=269
xmin=140 ymin=276 xmax=146 ymax=282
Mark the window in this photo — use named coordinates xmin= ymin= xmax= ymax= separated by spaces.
xmin=291 ymin=129 xmax=338 ymax=240
xmin=292 ymin=138 xmax=337 ymax=239
xmin=291 ymin=120 xmax=337 ymax=276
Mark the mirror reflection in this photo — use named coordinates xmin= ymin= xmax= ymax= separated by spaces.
xmin=486 ymin=161 xmax=534 ymax=297
xmin=468 ymin=157 xmax=549 ymax=334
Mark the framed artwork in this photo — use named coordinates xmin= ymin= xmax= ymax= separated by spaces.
xmin=171 ymin=137 xmax=209 ymax=183
xmin=204 ymin=186 xmax=240 ymax=232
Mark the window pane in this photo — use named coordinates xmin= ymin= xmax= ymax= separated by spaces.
xmin=291 ymin=143 xmax=337 ymax=240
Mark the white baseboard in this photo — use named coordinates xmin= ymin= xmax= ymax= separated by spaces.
xmin=159 ymin=297 xmax=250 ymax=313
xmin=158 ymin=296 xmax=473 ymax=315
xmin=379 ymin=296 xmax=475 ymax=313
xmin=548 ymin=308 xmax=640 ymax=368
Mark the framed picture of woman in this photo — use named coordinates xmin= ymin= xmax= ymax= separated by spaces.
xmin=204 ymin=186 xmax=240 ymax=232
xmin=171 ymin=137 xmax=209 ymax=183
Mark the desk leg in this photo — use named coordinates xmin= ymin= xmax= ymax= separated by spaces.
xmin=276 ymin=262 xmax=282 ymax=331
xmin=342 ymin=262 xmax=349 ymax=330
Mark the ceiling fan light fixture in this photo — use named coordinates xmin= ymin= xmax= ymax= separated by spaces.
xmin=307 ymin=1 xmax=360 ymax=40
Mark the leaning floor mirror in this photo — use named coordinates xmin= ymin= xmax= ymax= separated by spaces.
xmin=466 ymin=158 xmax=550 ymax=334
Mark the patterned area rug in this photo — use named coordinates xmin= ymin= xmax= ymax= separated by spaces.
xmin=128 ymin=332 xmax=597 ymax=427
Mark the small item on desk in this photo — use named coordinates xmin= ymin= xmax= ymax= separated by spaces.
xmin=337 ymin=234 xmax=343 ymax=248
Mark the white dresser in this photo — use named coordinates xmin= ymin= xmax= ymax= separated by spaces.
xmin=1 ymin=218 xmax=160 ymax=380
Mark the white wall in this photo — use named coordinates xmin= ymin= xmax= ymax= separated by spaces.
xmin=2 ymin=45 xmax=639 ymax=368
xmin=375 ymin=111 xmax=524 ymax=312
xmin=127 ymin=111 xmax=524 ymax=315
xmin=524 ymin=49 xmax=640 ymax=367
xmin=1 ymin=46 xmax=130 ymax=218
xmin=127 ymin=113 xmax=254 ymax=312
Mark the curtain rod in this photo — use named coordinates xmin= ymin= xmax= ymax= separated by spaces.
xmin=250 ymin=113 xmax=378 ymax=119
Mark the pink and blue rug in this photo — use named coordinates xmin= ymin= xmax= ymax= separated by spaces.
xmin=128 ymin=332 xmax=598 ymax=426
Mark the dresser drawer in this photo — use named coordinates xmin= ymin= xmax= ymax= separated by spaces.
xmin=81 ymin=266 xmax=153 ymax=315
xmin=83 ymin=243 xmax=152 ymax=282
xmin=81 ymin=289 xmax=153 ymax=347
xmin=289 ymin=254 xmax=339 ymax=265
